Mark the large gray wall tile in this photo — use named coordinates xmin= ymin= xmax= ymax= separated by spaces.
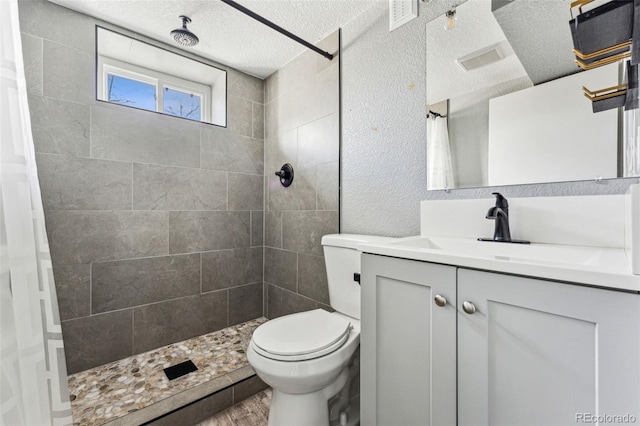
xmin=298 ymin=253 xmax=329 ymax=305
xmin=229 ymin=283 xmax=263 ymax=325
xmin=43 ymin=40 xmax=94 ymax=104
xmin=251 ymin=211 xmax=264 ymax=247
xmin=21 ymin=33 xmax=43 ymax=96
xmin=53 ymin=263 xmax=90 ymax=321
xmin=268 ymin=167 xmax=316 ymax=211
xmin=265 ymin=210 xmax=282 ymax=248
xmin=253 ymin=103 xmax=265 ymax=140
xmin=169 ymin=211 xmax=250 ymax=254
xmin=202 ymin=247 xmax=262 ymax=292
xmin=133 ymin=163 xmax=227 ymax=211
xmin=298 ymin=113 xmax=339 ymax=168
xmin=36 ymin=154 xmax=132 ymax=210
xmin=264 ymin=247 xmax=296 ymax=292
xmin=227 ymin=96 xmax=253 ymax=138
xmin=18 ymin=0 xmax=96 ymax=53
xmin=228 ymin=69 xmax=264 ymax=103
xmin=264 ymin=129 xmax=297 ymax=176
xmin=91 ymin=105 xmax=200 ymax=168
xmin=263 ymin=282 xmax=269 ymax=317
xmin=275 ymin=30 xmax=339 ymax=100
xmin=282 ymin=210 xmax=338 ymax=256
xmin=47 ymin=210 xmax=168 ymax=264
xmin=92 ymin=254 xmax=201 ymax=313
xmin=266 ymin=284 xmax=316 ymax=320
xmin=62 ymin=310 xmax=133 ymax=374
xmin=29 ymin=95 xmax=90 ymax=157
xmin=277 ymin=64 xmax=339 ymax=133
xmin=228 ymin=173 xmax=263 ymax=211
xmin=264 ymin=97 xmax=280 ymax=140
xmin=201 ymin=127 xmax=264 ymax=174
xmin=133 ymin=292 xmax=227 ymax=353
xmin=265 ymin=71 xmax=279 ymax=105
xmin=316 ymin=161 xmax=339 ymax=210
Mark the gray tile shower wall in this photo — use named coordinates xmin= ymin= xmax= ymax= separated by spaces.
xmin=263 ymin=31 xmax=340 ymax=318
xmin=18 ymin=0 xmax=265 ymax=374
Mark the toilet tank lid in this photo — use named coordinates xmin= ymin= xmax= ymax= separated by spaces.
xmin=321 ymin=234 xmax=396 ymax=250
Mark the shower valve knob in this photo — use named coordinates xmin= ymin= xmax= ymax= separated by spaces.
xmin=275 ymin=163 xmax=294 ymax=187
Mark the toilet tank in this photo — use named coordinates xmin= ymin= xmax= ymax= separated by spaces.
xmin=321 ymin=234 xmax=396 ymax=319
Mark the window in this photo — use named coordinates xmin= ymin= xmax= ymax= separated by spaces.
xmin=163 ymin=87 xmax=202 ymax=121
xmin=96 ymin=27 xmax=226 ymax=126
xmin=99 ymin=58 xmax=211 ymax=122
xmin=106 ymin=73 xmax=156 ymax=112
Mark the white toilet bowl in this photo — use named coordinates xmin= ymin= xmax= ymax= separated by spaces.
xmin=247 ymin=309 xmax=360 ymax=426
xmin=248 ymin=234 xmax=395 ymax=426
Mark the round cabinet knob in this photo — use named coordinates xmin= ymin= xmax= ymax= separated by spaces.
xmin=462 ymin=301 xmax=477 ymax=315
xmin=434 ymin=295 xmax=447 ymax=307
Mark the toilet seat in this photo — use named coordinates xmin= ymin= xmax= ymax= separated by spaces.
xmin=251 ymin=309 xmax=352 ymax=362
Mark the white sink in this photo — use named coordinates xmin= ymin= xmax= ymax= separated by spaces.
xmin=389 ymin=236 xmax=606 ymax=267
xmin=359 ymin=235 xmax=638 ymax=292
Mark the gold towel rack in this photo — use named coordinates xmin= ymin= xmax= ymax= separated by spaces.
xmin=573 ymin=40 xmax=632 ymax=60
xmin=583 ymin=84 xmax=628 ymax=102
xmin=576 ymin=52 xmax=631 ymax=70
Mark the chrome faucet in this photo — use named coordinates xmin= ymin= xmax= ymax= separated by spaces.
xmin=479 ymin=193 xmax=530 ymax=244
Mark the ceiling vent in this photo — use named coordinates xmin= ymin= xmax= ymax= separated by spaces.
xmin=389 ymin=0 xmax=418 ymax=32
xmin=456 ymin=40 xmax=514 ymax=71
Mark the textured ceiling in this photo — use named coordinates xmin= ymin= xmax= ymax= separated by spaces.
xmin=48 ymin=0 xmax=378 ymax=78
xmin=427 ymin=0 xmax=579 ymax=105
xmin=426 ymin=0 xmax=529 ymax=105
xmin=493 ymin=0 xmax=578 ymax=85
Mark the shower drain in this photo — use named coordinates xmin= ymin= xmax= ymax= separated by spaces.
xmin=163 ymin=359 xmax=198 ymax=380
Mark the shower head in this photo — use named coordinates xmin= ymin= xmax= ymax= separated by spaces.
xmin=170 ymin=15 xmax=199 ymax=47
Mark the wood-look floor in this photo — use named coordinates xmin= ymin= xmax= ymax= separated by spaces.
xmin=197 ymin=389 xmax=271 ymax=426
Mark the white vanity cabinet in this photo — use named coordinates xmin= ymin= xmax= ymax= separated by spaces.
xmin=457 ymin=269 xmax=640 ymax=426
xmin=361 ymin=254 xmax=640 ymax=426
xmin=360 ymin=254 xmax=457 ymax=426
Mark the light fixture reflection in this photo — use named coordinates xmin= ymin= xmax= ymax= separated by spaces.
xmin=445 ymin=9 xmax=457 ymax=30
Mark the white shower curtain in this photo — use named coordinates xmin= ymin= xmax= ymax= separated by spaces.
xmin=624 ymin=107 xmax=640 ymax=177
xmin=0 ymin=0 xmax=73 ymax=424
xmin=427 ymin=115 xmax=455 ymax=190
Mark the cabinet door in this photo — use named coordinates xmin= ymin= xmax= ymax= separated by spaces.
xmin=458 ymin=269 xmax=640 ymax=426
xmin=361 ymin=254 xmax=457 ymax=426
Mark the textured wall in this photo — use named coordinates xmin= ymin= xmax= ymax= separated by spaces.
xmin=340 ymin=0 xmax=640 ymax=238
xmin=263 ymin=31 xmax=340 ymax=318
xmin=19 ymin=0 xmax=265 ymax=374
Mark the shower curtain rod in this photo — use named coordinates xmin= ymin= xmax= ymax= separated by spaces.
xmin=220 ymin=0 xmax=334 ymax=60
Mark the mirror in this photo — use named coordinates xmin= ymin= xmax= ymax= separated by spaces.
xmin=426 ymin=0 xmax=640 ymax=190
xmin=96 ymin=27 xmax=227 ymax=127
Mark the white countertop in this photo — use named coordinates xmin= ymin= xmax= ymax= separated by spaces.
xmin=359 ymin=235 xmax=640 ymax=293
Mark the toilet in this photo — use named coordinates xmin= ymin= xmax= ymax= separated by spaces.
xmin=247 ymin=234 xmax=394 ymax=426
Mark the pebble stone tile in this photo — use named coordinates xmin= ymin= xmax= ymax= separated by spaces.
xmin=68 ymin=318 xmax=267 ymax=426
